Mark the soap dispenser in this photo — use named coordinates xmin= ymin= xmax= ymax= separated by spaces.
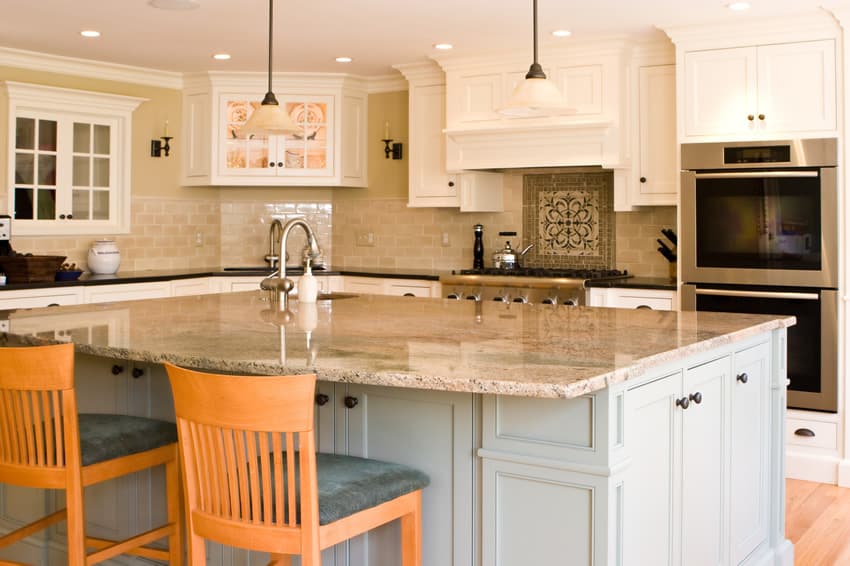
xmin=299 ymin=258 xmax=319 ymax=303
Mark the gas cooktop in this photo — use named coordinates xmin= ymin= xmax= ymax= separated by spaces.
xmin=452 ymin=267 xmax=630 ymax=280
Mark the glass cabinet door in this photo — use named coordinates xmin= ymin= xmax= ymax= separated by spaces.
xmin=14 ymin=117 xmax=57 ymax=221
xmin=220 ymin=96 xmax=333 ymax=178
xmin=72 ymin=122 xmax=112 ymax=221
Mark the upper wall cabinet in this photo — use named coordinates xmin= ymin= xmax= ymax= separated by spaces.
xmin=1 ymin=82 xmax=144 ymax=236
xmin=666 ymin=13 xmax=840 ymax=142
xmin=395 ymin=62 xmax=504 ymax=211
xmin=182 ymin=73 xmax=367 ymax=187
xmin=682 ymin=40 xmax=836 ymax=139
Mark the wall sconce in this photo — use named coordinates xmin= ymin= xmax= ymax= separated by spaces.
xmin=150 ymin=120 xmax=173 ymax=157
xmin=382 ymin=121 xmax=403 ymax=160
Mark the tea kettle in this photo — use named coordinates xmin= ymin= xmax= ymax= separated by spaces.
xmin=492 ymin=232 xmax=534 ymax=269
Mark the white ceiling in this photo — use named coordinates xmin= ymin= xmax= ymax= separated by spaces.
xmin=0 ymin=0 xmax=834 ymax=77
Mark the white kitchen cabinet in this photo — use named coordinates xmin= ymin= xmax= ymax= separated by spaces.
xmin=0 ymin=286 xmax=83 ymax=309
xmin=624 ymin=356 xmax=728 ymax=566
xmin=395 ymin=62 xmax=504 ymax=212
xmin=1 ymin=82 xmax=143 ymax=237
xmin=730 ymin=341 xmax=771 ymax=564
xmin=343 ymin=276 xmax=440 ymax=298
xmin=170 ymin=276 xmax=216 ymax=296
xmin=632 ymin=65 xmax=677 ymax=206
xmin=181 ymin=73 xmax=367 ymax=187
xmin=214 ymin=275 xmax=266 ymax=293
xmin=586 ymin=287 xmax=677 ymax=310
xmin=682 ymin=39 xmax=836 ymax=139
xmin=83 ymin=281 xmax=170 ymax=304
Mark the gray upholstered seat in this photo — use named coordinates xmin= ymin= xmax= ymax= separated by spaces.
xmin=77 ymin=414 xmax=178 ymax=467
xmin=266 ymin=452 xmax=430 ymax=525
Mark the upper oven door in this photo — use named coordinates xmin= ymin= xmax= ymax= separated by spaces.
xmin=681 ymin=166 xmax=838 ymax=288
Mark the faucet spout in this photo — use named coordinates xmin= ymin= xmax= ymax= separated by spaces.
xmin=264 ymin=218 xmax=323 ymax=308
xmin=264 ymin=219 xmax=284 ymax=270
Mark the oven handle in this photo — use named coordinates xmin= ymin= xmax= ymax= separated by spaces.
xmin=695 ymin=288 xmax=820 ymax=300
xmin=693 ymin=171 xmax=819 ymax=179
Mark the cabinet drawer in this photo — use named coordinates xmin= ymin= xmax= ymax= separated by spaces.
xmin=386 ymin=283 xmax=434 ymax=297
xmin=786 ymin=417 xmax=838 ymax=450
xmin=614 ymin=294 xmax=673 ymax=310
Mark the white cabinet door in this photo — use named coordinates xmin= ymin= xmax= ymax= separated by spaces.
xmin=680 ymin=357 xmax=727 ymax=566
xmin=625 ymin=356 xmax=729 ymax=566
xmin=341 ymin=384 xmax=475 ymax=566
xmin=215 ymin=276 xmax=265 ymax=293
xmin=384 ymin=279 xmax=439 ymax=298
xmin=729 ymin=341 xmax=771 ymax=564
xmin=634 ymin=65 xmax=677 ymax=206
xmin=83 ymin=281 xmax=170 ymax=304
xmin=343 ymin=276 xmax=385 ymax=295
xmin=624 ymin=371 xmax=680 ymax=566
xmin=408 ymin=83 xmax=459 ymax=207
xmin=0 ymin=287 xmax=83 ymax=309
xmin=586 ymin=287 xmax=676 ymax=310
xmin=683 ymin=47 xmax=757 ymax=138
xmin=756 ymin=40 xmax=836 ymax=134
xmin=683 ymin=40 xmax=836 ymax=139
xmin=170 ymin=277 xmax=215 ymax=296
xmin=400 ymin=64 xmax=505 ymax=212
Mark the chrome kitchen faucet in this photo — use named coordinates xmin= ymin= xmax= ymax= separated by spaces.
xmin=260 ymin=218 xmax=322 ymax=308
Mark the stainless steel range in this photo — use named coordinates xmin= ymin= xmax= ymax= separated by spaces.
xmin=440 ymin=268 xmax=631 ymax=305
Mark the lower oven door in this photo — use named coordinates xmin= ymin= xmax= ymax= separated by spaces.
xmin=682 ymin=284 xmax=837 ymax=412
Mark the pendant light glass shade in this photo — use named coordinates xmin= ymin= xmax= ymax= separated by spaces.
xmin=239 ymin=0 xmax=299 ymax=138
xmin=498 ymin=0 xmax=572 ymax=117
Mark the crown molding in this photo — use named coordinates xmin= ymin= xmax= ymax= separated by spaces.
xmin=0 ymin=46 xmax=184 ymax=90
xmin=662 ymin=10 xmax=839 ymax=49
xmin=365 ymin=73 xmax=407 ymax=93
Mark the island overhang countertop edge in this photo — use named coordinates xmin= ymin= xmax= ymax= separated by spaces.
xmin=1 ymin=291 xmax=796 ymax=399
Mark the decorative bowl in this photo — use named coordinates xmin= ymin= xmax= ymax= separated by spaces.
xmin=55 ymin=270 xmax=84 ymax=281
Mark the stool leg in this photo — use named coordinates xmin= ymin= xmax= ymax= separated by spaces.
xmin=166 ymin=456 xmax=182 ymax=565
xmin=267 ymin=554 xmax=292 ymax=565
xmin=401 ymin=490 xmax=423 ymax=566
xmin=65 ymin=483 xmax=87 ymax=566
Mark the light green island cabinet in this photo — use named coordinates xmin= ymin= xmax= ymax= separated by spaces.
xmin=0 ymin=292 xmax=792 ymax=566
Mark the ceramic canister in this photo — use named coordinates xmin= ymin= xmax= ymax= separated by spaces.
xmin=87 ymin=239 xmax=121 ymax=274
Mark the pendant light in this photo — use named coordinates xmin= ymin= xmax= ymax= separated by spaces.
xmin=239 ymin=0 xmax=299 ymax=138
xmin=498 ymin=0 xmax=571 ymax=117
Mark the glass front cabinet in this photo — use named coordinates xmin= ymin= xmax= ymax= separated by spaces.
xmin=2 ymin=82 xmax=143 ymax=236
xmin=182 ymin=74 xmax=368 ymax=187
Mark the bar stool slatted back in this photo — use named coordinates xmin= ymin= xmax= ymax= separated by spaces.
xmin=165 ymin=363 xmax=429 ymax=566
xmin=0 ymin=344 xmax=181 ymax=565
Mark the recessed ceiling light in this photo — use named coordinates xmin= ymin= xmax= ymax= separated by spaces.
xmin=335 ymin=57 xmax=353 ymax=63
xmin=552 ymin=30 xmax=572 ymax=38
xmin=213 ymin=53 xmax=231 ymax=61
xmin=148 ymin=0 xmax=200 ymax=10
xmin=727 ymin=2 xmax=751 ymax=11
xmin=433 ymin=43 xmax=453 ymax=50
xmin=80 ymin=30 xmax=101 ymax=38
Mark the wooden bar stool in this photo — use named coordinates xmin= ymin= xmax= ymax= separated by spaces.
xmin=164 ymin=363 xmax=429 ymax=566
xmin=0 ymin=343 xmax=181 ymax=565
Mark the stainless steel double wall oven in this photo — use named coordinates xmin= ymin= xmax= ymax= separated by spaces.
xmin=680 ymin=138 xmax=838 ymax=412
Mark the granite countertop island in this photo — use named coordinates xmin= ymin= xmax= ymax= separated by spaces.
xmin=3 ymin=290 xmax=793 ymax=398
xmin=0 ymin=291 xmax=795 ymax=566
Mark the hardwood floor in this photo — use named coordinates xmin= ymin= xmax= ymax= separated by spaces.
xmin=787 ymin=479 xmax=850 ymax=564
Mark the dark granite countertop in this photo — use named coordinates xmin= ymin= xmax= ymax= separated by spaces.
xmin=0 ymin=266 xmax=444 ymax=291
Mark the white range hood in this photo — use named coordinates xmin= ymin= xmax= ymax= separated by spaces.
xmin=444 ymin=119 xmax=620 ymax=172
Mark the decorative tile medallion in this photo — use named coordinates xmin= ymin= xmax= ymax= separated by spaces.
xmin=522 ymin=169 xmax=615 ymax=270
xmin=538 ymin=190 xmax=599 ymax=256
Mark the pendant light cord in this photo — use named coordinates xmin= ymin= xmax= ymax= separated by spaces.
xmin=525 ymin=0 xmax=546 ymax=79
xmin=261 ymin=0 xmax=279 ymax=105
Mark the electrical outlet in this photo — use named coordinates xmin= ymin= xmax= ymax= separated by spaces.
xmin=356 ymin=231 xmax=376 ymax=247
xmin=195 ymin=232 xmax=203 ymax=247
xmin=441 ymin=232 xmax=450 ymax=246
